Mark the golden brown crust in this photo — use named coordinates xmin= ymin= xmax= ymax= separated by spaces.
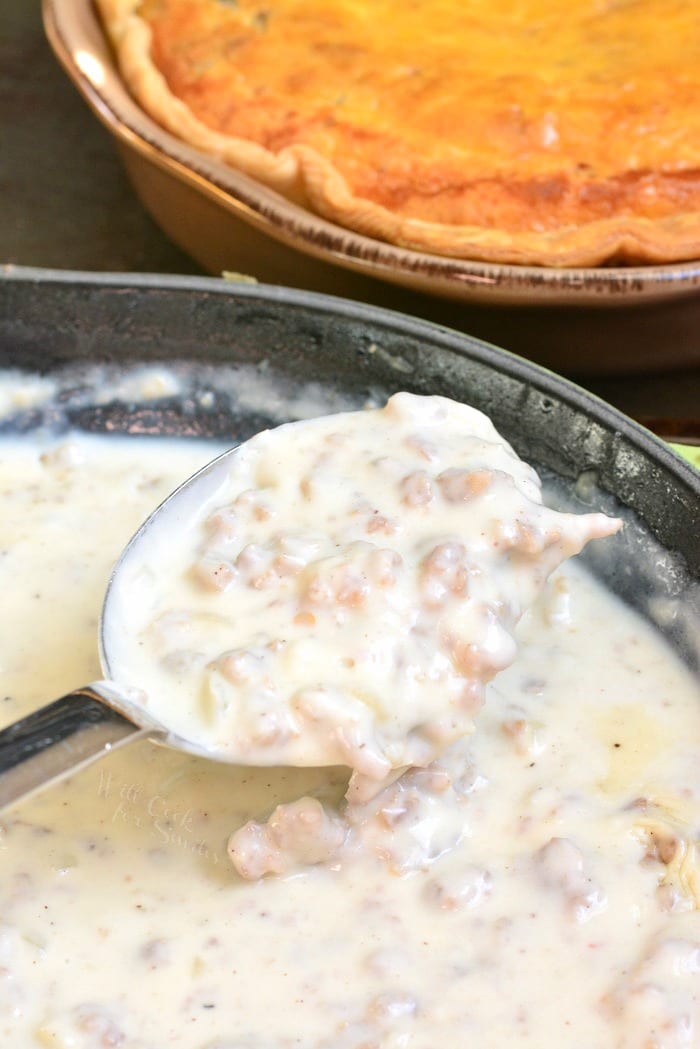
xmin=96 ymin=0 xmax=700 ymax=267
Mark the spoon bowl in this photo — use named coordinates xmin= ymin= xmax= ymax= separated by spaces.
xmin=0 ymin=388 xmax=625 ymax=812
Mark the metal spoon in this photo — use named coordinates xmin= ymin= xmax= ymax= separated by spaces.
xmin=0 ymin=447 xmax=238 ymax=812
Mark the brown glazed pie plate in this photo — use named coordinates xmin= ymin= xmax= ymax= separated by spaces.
xmin=43 ymin=0 xmax=700 ymax=376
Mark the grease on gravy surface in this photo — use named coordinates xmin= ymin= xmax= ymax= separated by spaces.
xmin=0 ymin=404 xmax=699 ymax=1047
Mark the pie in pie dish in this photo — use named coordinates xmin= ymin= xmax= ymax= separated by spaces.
xmin=96 ymin=0 xmax=700 ymax=267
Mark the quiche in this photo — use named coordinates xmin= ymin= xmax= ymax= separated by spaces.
xmin=97 ymin=0 xmax=700 ymax=267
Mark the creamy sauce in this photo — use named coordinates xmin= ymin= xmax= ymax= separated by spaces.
xmin=107 ymin=393 xmax=618 ymax=795
xmin=0 ymin=423 xmax=699 ymax=1047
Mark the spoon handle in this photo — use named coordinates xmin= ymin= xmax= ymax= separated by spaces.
xmin=0 ymin=688 xmax=148 ymax=811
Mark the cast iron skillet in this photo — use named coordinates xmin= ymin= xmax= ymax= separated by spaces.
xmin=0 ymin=267 xmax=697 ymax=683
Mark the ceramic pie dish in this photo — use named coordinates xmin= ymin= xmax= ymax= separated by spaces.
xmin=42 ymin=0 xmax=700 ymax=375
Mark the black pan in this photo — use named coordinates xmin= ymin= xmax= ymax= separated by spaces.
xmin=0 ymin=266 xmax=697 ymax=675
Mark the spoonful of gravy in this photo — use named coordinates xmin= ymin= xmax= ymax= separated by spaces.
xmin=0 ymin=393 xmax=620 ymax=811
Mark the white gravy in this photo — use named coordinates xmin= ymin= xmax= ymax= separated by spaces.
xmin=106 ymin=392 xmax=618 ymax=794
xmin=0 ymin=415 xmax=699 ymax=1048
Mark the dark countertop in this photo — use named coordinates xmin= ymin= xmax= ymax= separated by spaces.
xmin=3 ymin=1 xmax=699 ymax=432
